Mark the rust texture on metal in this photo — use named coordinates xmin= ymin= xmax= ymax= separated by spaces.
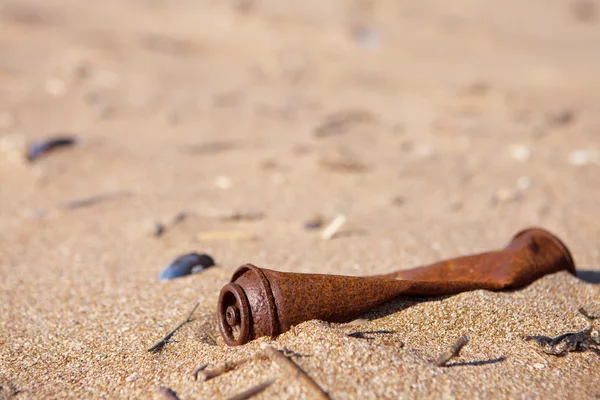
xmin=218 ymin=227 xmax=576 ymax=346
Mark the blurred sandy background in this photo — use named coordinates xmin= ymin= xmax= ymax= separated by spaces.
xmin=1 ymin=0 xmax=599 ymax=398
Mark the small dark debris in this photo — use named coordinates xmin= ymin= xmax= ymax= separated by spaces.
xmin=147 ymin=303 xmax=202 ymax=353
xmin=221 ymin=211 xmax=265 ymax=222
xmin=524 ymin=308 xmax=600 ymax=356
xmin=348 ymin=330 xmax=395 ymax=339
xmin=212 ymin=91 xmax=244 ymax=108
xmin=461 ymin=81 xmax=491 ymax=97
xmin=26 ymin=136 xmax=76 ymax=162
xmin=61 ymin=190 xmax=131 ymax=211
xmin=314 ymin=110 xmax=376 ymax=138
xmin=181 ymin=141 xmax=235 ymax=155
xmin=1 ymin=3 xmax=58 ymax=26
xmin=158 ymin=386 xmax=182 ymax=400
xmin=0 ymin=380 xmax=20 ymax=399
xmin=152 ymin=211 xmax=187 ymax=238
xmin=260 ymin=160 xmax=278 ymax=170
xmin=444 ymin=356 xmax=506 ymax=368
xmin=303 ymin=215 xmax=324 ymax=230
xmin=391 ymin=196 xmax=405 ymax=207
xmin=319 ymin=158 xmax=369 ymax=173
xmin=192 ymin=364 xmax=209 ymax=381
xmin=152 ymin=222 xmax=166 ymax=237
xmin=547 ymin=109 xmax=575 ymax=127
xmin=570 ymin=0 xmax=597 ymax=23
xmin=158 ymin=253 xmax=216 ymax=281
xmin=233 ymin=0 xmax=255 ymax=14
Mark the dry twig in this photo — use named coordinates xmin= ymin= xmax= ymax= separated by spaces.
xmin=435 ymin=335 xmax=469 ymax=367
xmin=262 ymin=345 xmax=330 ymax=400
xmin=148 ymin=302 xmax=200 ymax=353
xmin=196 ymin=345 xmax=328 ymax=398
xmin=192 ymin=364 xmax=208 ymax=381
xmin=61 ymin=190 xmax=132 ymax=210
xmin=227 ymin=379 xmax=275 ymax=400
xmin=320 ymin=214 xmax=346 ymax=240
xmin=199 ymin=358 xmax=259 ymax=381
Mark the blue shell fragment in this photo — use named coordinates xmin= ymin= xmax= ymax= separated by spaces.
xmin=26 ymin=136 xmax=77 ymax=162
xmin=158 ymin=253 xmax=216 ymax=281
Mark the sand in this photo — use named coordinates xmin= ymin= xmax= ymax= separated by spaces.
xmin=1 ymin=1 xmax=600 ymax=398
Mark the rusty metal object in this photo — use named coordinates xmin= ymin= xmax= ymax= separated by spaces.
xmin=218 ymin=227 xmax=576 ymax=346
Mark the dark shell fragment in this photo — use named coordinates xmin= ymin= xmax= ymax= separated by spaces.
xmin=26 ymin=136 xmax=77 ymax=162
xmin=158 ymin=253 xmax=215 ymax=280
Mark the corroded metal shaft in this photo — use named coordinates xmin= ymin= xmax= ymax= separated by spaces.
xmin=218 ymin=227 xmax=575 ymax=346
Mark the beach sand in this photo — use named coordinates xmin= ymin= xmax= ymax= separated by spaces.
xmin=1 ymin=1 xmax=599 ymax=398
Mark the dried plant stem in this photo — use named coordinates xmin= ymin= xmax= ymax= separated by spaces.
xmin=262 ymin=345 xmax=330 ymax=400
xmin=320 ymin=214 xmax=346 ymax=240
xmin=197 ymin=346 xmax=329 ymax=398
xmin=226 ymin=379 xmax=275 ymax=400
xmin=435 ymin=335 xmax=469 ymax=367
xmin=148 ymin=302 xmax=200 ymax=353
xmin=199 ymin=358 xmax=258 ymax=381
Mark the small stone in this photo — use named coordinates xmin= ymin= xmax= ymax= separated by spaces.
xmin=44 ymin=77 xmax=67 ymax=97
xmin=490 ymin=188 xmax=521 ymax=205
xmin=509 ymin=144 xmax=532 ymax=162
xmin=547 ymin=109 xmax=575 ymax=127
xmin=533 ymin=363 xmax=545 ymax=370
xmin=214 ymin=175 xmax=233 ymax=189
xmin=568 ymin=149 xmax=600 ymax=166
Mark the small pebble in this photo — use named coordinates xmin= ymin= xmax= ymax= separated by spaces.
xmin=158 ymin=253 xmax=216 ymax=281
xmin=490 ymin=188 xmax=521 ymax=205
xmin=509 ymin=144 xmax=532 ymax=162
xmin=214 ymin=175 xmax=233 ymax=189
xmin=568 ymin=149 xmax=600 ymax=166
xmin=44 ymin=77 xmax=67 ymax=97
xmin=533 ymin=363 xmax=545 ymax=370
